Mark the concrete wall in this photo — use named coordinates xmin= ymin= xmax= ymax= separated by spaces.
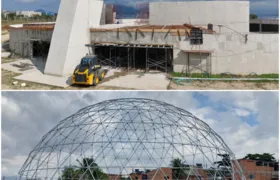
xmin=44 ymin=0 xmax=104 ymax=76
xmin=100 ymin=4 xmax=106 ymax=25
xmin=149 ymin=1 xmax=250 ymax=33
xmin=105 ymin=4 xmax=114 ymax=24
xmin=91 ymin=31 xmax=278 ymax=75
xmin=173 ymin=49 xmax=210 ymax=74
xmin=9 ymin=29 xmax=53 ymax=57
xmin=177 ymin=33 xmax=279 ymax=74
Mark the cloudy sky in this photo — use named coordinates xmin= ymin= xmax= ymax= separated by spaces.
xmin=2 ymin=0 xmax=279 ymax=17
xmin=2 ymin=91 xmax=279 ymax=177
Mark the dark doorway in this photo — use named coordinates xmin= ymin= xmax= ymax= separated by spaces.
xmin=32 ymin=41 xmax=50 ymax=58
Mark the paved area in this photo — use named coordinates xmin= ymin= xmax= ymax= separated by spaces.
xmin=102 ymin=66 xmax=123 ymax=78
xmin=100 ymin=72 xmax=170 ymax=90
xmin=1 ymin=60 xmax=126 ymax=88
xmin=14 ymin=67 xmax=123 ymax=88
xmin=2 ymin=58 xmax=70 ymax=87
xmin=1 ymin=59 xmax=42 ymax=73
xmin=15 ymin=71 xmax=71 ymax=88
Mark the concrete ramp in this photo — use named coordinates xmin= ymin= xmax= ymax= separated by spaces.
xmin=44 ymin=0 xmax=104 ymax=76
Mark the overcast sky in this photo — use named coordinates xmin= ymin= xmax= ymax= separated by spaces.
xmin=2 ymin=91 xmax=279 ymax=177
xmin=2 ymin=0 xmax=279 ymax=17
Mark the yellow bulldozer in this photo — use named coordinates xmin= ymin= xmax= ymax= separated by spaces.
xmin=72 ymin=55 xmax=106 ymax=86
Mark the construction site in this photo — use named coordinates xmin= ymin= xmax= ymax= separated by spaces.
xmin=1 ymin=0 xmax=279 ymax=90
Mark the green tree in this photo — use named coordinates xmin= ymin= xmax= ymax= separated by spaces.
xmin=60 ymin=158 xmax=108 ymax=180
xmin=243 ymin=153 xmax=276 ymax=162
xmin=59 ymin=166 xmax=80 ymax=180
xmin=7 ymin=13 xmax=16 ymax=20
xmin=250 ymin=14 xmax=258 ymax=19
xmin=76 ymin=158 xmax=108 ymax=180
xmin=170 ymin=158 xmax=190 ymax=179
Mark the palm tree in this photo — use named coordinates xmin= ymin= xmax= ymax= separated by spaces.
xmin=76 ymin=158 xmax=108 ymax=180
xmin=59 ymin=166 xmax=79 ymax=180
xmin=60 ymin=158 xmax=108 ymax=180
xmin=170 ymin=158 xmax=189 ymax=179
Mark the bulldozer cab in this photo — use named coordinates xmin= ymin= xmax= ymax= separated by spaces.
xmin=80 ymin=55 xmax=98 ymax=67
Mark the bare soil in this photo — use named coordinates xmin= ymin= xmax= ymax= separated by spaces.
xmin=169 ymin=80 xmax=278 ymax=90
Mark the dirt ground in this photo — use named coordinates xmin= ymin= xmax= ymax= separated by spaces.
xmin=169 ymin=80 xmax=279 ymax=90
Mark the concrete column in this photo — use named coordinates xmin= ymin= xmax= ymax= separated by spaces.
xmin=259 ymin=20 xmax=262 ymax=33
xmin=29 ymin=41 xmax=33 ymax=58
xmin=44 ymin=0 xmax=104 ymax=76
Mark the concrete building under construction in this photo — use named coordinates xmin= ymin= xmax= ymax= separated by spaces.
xmin=7 ymin=0 xmax=279 ymax=77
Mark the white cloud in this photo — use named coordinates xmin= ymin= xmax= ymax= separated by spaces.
xmin=235 ymin=108 xmax=251 ymax=117
xmin=1 ymin=95 xmax=21 ymax=119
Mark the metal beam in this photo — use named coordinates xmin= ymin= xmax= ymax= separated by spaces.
xmin=164 ymin=29 xmax=171 ymax=40
xmin=138 ymin=29 xmax=145 ymax=38
xmin=151 ymin=29 xmax=154 ymax=41
xmin=125 ymin=28 xmax=132 ymax=38
xmin=135 ymin=29 xmax=138 ymax=41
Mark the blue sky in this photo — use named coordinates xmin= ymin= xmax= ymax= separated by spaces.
xmin=2 ymin=91 xmax=279 ymax=176
xmin=2 ymin=0 xmax=279 ymax=17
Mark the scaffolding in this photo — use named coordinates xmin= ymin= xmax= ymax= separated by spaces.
xmin=87 ymin=43 xmax=173 ymax=73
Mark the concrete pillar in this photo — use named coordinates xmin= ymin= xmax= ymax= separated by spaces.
xmin=29 ymin=41 xmax=33 ymax=58
xmin=259 ymin=20 xmax=262 ymax=33
xmin=44 ymin=0 xmax=104 ymax=76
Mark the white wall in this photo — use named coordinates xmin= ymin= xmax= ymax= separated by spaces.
xmin=91 ymin=29 xmax=278 ymax=75
xmin=149 ymin=1 xmax=250 ymax=33
xmin=44 ymin=0 xmax=104 ymax=77
xmin=9 ymin=29 xmax=53 ymax=57
xmin=16 ymin=11 xmax=42 ymax=17
xmin=173 ymin=48 xmax=210 ymax=74
xmin=176 ymin=33 xmax=279 ymax=75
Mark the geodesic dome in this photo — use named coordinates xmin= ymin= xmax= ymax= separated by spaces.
xmin=19 ymin=98 xmax=245 ymax=180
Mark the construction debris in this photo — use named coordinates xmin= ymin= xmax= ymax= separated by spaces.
xmin=12 ymin=62 xmax=34 ymax=71
xmin=1 ymin=52 xmax=11 ymax=58
xmin=21 ymin=83 xmax=27 ymax=87
xmin=12 ymin=81 xmax=18 ymax=85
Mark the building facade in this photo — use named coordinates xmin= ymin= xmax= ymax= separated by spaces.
xmin=16 ymin=11 xmax=42 ymax=17
xmin=6 ymin=0 xmax=279 ymax=76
